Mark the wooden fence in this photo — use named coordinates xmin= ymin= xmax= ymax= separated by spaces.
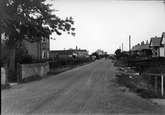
xmin=142 ymin=73 xmax=165 ymax=97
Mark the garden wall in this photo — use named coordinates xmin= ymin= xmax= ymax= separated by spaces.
xmin=1 ymin=67 xmax=7 ymax=85
xmin=20 ymin=62 xmax=49 ymax=80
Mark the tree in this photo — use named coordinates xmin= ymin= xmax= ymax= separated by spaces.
xmin=115 ymin=49 xmax=121 ymax=56
xmin=1 ymin=0 xmax=75 ymax=79
xmin=91 ymin=52 xmax=99 ymax=59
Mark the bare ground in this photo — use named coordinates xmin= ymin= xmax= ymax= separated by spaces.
xmin=2 ymin=59 xmax=165 ymax=114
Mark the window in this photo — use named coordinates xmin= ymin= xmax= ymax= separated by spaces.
xmin=42 ymin=51 xmax=46 ymax=59
xmin=41 ymin=37 xmax=46 ymax=42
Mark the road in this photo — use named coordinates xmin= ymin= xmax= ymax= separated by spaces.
xmin=2 ymin=59 xmax=165 ymax=114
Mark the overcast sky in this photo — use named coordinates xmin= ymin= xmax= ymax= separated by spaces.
xmin=46 ymin=0 xmax=165 ymax=54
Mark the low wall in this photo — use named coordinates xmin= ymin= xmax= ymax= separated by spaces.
xmin=1 ymin=67 xmax=7 ymax=85
xmin=21 ymin=62 xmax=49 ymax=80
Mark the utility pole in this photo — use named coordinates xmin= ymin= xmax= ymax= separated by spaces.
xmin=163 ymin=0 xmax=165 ymax=13
xmin=163 ymin=0 xmax=165 ymax=57
xmin=129 ymin=35 xmax=131 ymax=52
xmin=121 ymin=43 xmax=123 ymax=52
xmin=129 ymin=35 xmax=131 ymax=57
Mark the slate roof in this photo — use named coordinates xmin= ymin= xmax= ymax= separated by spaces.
xmin=50 ymin=49 xmax=88 ymax=55
xmin=131 ymin=44 xmax=150 ymax=51
xmin=161 ymin=32 xmax=165 ymax=44
xmin=50 ymin=50 xmax=75 ymax=55
xmin=149 ymin=37 xmax=162 ymax=47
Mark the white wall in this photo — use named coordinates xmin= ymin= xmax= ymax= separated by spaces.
xmin=21 ymin=62 xmax=49 ymax=79
xmin=1 ymin=68 xmax=7 ymax=85
xmin=159 ymin=47 xmax=165 ymax=57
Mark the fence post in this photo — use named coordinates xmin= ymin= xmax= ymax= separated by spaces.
xmin=155 ymin=75 xmax=158 ymax=97
xmin=17 ymin=63 xmax=21 ymax=83
xmin=161 ymin=75 xmax=164 ymax=96
xmin=4 ymin=64 xmax=8 ymax=85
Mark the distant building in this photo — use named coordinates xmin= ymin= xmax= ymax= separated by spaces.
xmin=96 ymin=49 xmax=107 ymax=56
xmin=131 ymin=41 xmax=152 ymax=57
xmin=50 ymin=50 xmax=76 ymax=60
xmin=50 ymin=47 xmax=89 ymax=60
xmin=75 ymin=49 xmax=89 ymax=58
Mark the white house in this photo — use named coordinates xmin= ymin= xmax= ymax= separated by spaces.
xmin=149 ymin=36 xmax=164 ymax=57
xmin=160 ymin=32 xmax=165 ymax=57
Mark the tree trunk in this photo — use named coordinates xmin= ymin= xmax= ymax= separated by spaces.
xmin=7 ymin=37 xmax=17 ymax=82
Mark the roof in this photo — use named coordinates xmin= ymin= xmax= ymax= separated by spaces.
xmin=149 ymin=37 xmax=162 ymax=47
xmin=131 ymin=44 xmax=150 ymax=51
xmin=161 ymin=32 xmax=165 ymax=45
xmin=50 ymin=49 xmax=88 ymax=55
xmin=75 ymin=50 xmax=87 ymax=52
xmin=50 ymin=50 xmax=75 ymax=55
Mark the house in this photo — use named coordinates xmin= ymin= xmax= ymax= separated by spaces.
xmin=50 ymin=49 xmax=89 ymax=60
xmin=23 ymin=37 xmax=50 ymax=60
xmin=149 ymin=36 xmax=164 ymax=57
xmin=75 ymin=49 xmax=89 ymax=58
xmin=1 ymin=33 xmax=50 ymax=60
xmin=160 ymin=32 xmax=165 ymax=57
xmin=96 ymin=49 xmax=103 ymax=56
xmin=50 ymin=50 xmax=76 ymax=60
xmin=131 ymin=41 xmax=152 ymax=57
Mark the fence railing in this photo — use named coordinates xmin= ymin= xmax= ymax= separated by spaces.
xmin=142 ymin=73 xmax=165 ymax=97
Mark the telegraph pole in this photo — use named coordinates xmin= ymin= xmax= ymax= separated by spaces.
xmin=164 ymin=0 xmax=165 ymax=13
xmin=121 ymin=43 xmax=123 ymax=52
xmin=129 ymin=35 xmax=131 ymax=52
xmin=163 ymin=0 xmax=165 ymax=57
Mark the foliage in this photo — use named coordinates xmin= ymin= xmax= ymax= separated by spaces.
xmin=115 ymin=49 xmax=121 ymax=56
xmin=91 ymin=52 xmax=99 ymax=59
xmin=116 ymin=74 xmax=156 ymax=98
xmin=49 ymin=58 xmax=92 ymax=69
xmin=1 ymin=39 xmax=33 ymax=65
xmin=2 ymin=0 xmax=75 ymax=43
xmin=1 ymin=0 xmax=75 ymax=79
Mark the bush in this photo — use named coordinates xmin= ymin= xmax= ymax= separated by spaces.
xmin=49 ymin=58 xmax=92 ymax=69
xmin=144 ymin=65 xmax=165 ymax=89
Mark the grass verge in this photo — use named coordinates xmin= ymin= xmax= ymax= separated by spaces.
xmin=114 ymin=59 xmax=165 ymax=99
xmin=116 ymin=73 xmax=157 ymax=98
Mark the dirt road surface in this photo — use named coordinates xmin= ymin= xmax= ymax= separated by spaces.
xmin=2 ymin=59 xmax=165 ymax=114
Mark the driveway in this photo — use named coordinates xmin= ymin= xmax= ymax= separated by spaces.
xmin=2 ymin=59 xmax=165 ymax=114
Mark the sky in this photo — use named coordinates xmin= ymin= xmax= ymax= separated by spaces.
xmin=46 ymin=0 xmax=165 ymax=54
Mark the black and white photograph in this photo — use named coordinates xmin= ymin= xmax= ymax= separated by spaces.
xmin=1 ymin=0 xmax=165 ymax=114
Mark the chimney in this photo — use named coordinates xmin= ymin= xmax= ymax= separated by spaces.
xmin=141 ymin=41 xmax=144 ymax=45
xmin=76 ymin=45 xmax=78 ymax=50
xmin=146 ymin=40 xmax=148 ymax=44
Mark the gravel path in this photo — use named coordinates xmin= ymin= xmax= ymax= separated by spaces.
xmin=2 ymin=59 xmax=165 ymax=114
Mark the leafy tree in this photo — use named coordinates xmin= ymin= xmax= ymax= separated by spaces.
xmin=1 ymin=0 xmax=75 ymax=79
xmin=91 ymin=52 xmax=99 ymax=59
xmin=115 ymin=49 xmax=121 ymax=56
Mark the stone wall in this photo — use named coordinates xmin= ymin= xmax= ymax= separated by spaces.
xmin=1 ymin=67 xmax=7 ymax=85
xmin=21 ymin=62 xmax=49 ymax=80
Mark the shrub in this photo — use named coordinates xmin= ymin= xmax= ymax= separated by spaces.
xmin=49 ymin=58 xmax=91 ymax=69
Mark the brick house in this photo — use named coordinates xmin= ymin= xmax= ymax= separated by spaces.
xmin=23 ymin=37 xmax=50 ymax=60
